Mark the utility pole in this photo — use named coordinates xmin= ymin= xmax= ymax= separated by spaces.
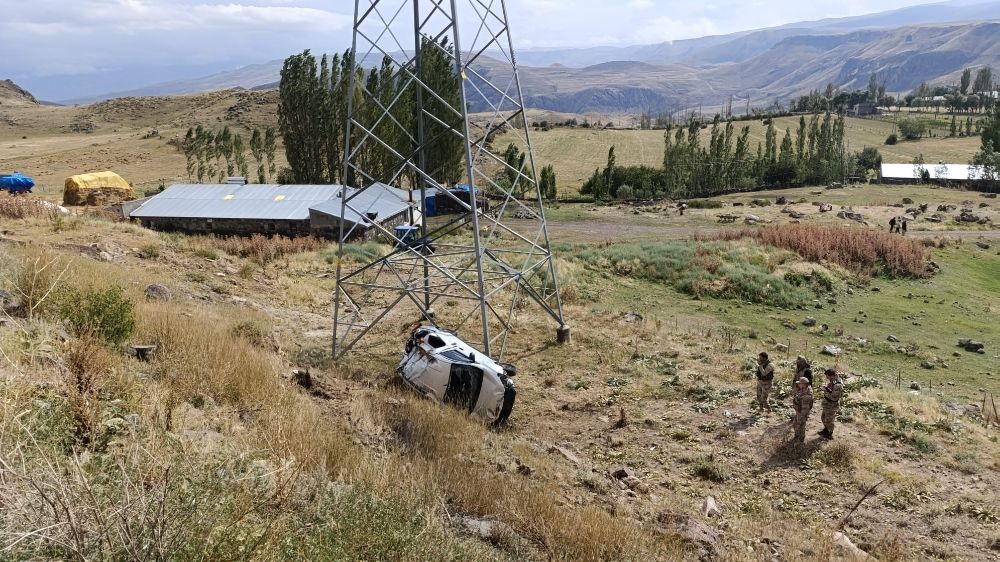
xmin=334 ymin=0 xmax=568 ymax=360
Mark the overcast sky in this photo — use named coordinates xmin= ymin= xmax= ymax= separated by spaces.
xmin=3 ymin=0 xmax=944 ymax=100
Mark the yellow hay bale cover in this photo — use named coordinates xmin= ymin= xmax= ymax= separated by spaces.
xmin=63 ymin=171 xmax=135 ymax=205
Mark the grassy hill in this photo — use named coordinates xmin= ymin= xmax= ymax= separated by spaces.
xmin=499 ymin=114 xmax=986 ymax=197
xmin=1 ymin=184 xmax=997 ymax=560
xmin=0 ymin=89 xmax=283 ymax=199
xmin=1 ymin=80 xmax=998 ymax=559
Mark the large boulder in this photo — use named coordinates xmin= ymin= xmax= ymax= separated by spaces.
xmin=144 ymin=284 xmax=172 ymax=301
xmin=959 ymin=339 xmax=985 ymax=353
xmin=658 ymin=511 xmax=721 ymax=561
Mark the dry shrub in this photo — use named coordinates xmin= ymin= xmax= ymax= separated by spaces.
xmin=0 ymin=193 xmax=58 ymax=219
xmin=210 ymin=234 xmax=326 ymax=265
xmin=815 ymin=441 xmax=857 ymax=470
xmin=134 ymin=301 xmax=281 ymax=407
xmin=715 ymin=224 xmax=929 ymax=278
xmin=367 ymin=397 xmax=672 ymax=561
xmin=61 ymin=337 xmax=118 ymax=448
xmin=0 ymin=248 xmax=71 ymax=319
xmin=134 ymin=302 xmax=355 ymax=475
xmin=439 ymin=463 xmax=670 ymax=561
xmin=253 ymin=391 xmax=358 ymax=476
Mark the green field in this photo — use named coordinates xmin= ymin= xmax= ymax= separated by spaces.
xmin=499 ymin=114 xmax=985 ymax=196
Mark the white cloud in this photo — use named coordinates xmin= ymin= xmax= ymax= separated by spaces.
xmin=627 ymin=0 xmax=655 ymax=9
xmin=0 ymin=0 xmax=948 ymax=98
xmin=3 ymin=0 xmax=352 ymax=79
xmin=634 ymin=16 xmax=719 ymax=43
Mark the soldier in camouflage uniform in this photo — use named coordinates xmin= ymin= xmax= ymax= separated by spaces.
xmin=819 ymin=368 xmax=844 ymax=440
xmin=792 ymin=377 xmax=813 ymax=444
xmin=755 ymin=352 xmax=775 ymax=413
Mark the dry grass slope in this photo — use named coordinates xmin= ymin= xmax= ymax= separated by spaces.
xmin=715 ymin=223 xmax=930 ymax=278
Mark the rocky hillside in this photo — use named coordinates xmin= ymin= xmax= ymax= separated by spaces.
xmin=497 ymin=21 xmax=1000 ymax=114
xmin=0 ymin=79 xmax=39 ymax=106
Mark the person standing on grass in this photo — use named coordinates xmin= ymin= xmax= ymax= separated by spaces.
xmin=901 ymin=220 xmax=908 ymax=235
xmin=889 ymin=216 xmax=897 ymax=233
xmin=755 ymin=352 xmax=775 ymax=413
xmin=792 ymin=377 xmax=813 ymax=444
xmin=819 ymin=368 xmax=844 ymax=440
xmin=793 ymin=356 xmax=813 ymax=390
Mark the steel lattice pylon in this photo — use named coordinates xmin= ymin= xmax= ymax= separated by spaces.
xmin=333 ymin=0 xmax=568 ymax=360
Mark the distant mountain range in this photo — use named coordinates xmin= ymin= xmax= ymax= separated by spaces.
xmin=55 ymin=0 xmax=1000 ymax=114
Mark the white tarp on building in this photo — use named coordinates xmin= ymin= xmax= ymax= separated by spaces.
xmin=881 ymin=163 xmax=988 ymax=181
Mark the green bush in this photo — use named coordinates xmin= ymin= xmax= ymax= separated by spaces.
xmin=561 ymin=240 xmax=812 ymax=308
xmin=193 ymin=247 xmax=218 ymax=260
xmin=324 ymin=242 xmax=385 ymax=264
xmin=685 ymin=199 xmax=723 ymax=209
xmin=691 ymin=454 xmax=728 ymax=482
xmin=57 ymin=286 xmax=136 ymax=346
xmin=783 ymin=270 xmax=834 ymax=293
xmin=231 ymin=320 xmax=269 ymax=347
xmin=885 ymin=133 xmax=898 ymax=145
xmin=138 ymin=243 xmax=160 ymax=259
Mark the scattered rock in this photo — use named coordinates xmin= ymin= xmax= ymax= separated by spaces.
xmin=832 ymin=532 xmax=870 ymax=559
xmin=921 ymin=360 xmax=935 ymax=369
xmin=837 ymin=209 xmax=863 ymax=222
xmin=975 ymin=241 xmax=991 ymax=250
xmin=910 ymin=381 xmax=921 ymax=391
xmin=958 ymin=339 xmax=985 ymax=353
xmin=457 ymin=515 xmax=505 ymax=541
xmin=548 ymin=445 xmax=582 ymax=466
xmin=622 ymin=311 xmax=644 ymax=323
xmin=702 ymin=496 xmax=723 ymax=518
xmin=292 ymin=369 xmax=312 ymax=389
xmin=827 ymin=298 xmax=838 ymax=305
xmin=803 ymin=317 xmax=817 ymax=327
xmin=144 ymin=284 xmax=172 ymax=301
xmin=781 ymin=320 xmax=797 ymax=330
xmin=623 ymin=475 xmax=649 ymax=494
xmin=887 ymin=335 xmax=899 ymax=343
xmin=658 ymin=511 xmax=721 ymax=562
xmin=775 ymin=343 xmax=789 ymax=353
xmin=610 ymin=466 xmax=635 ymax=480
xmin=821 ymin=345 xmax=842 ymax=357
xmin=0 ymin=289 xmax=17 ymax=315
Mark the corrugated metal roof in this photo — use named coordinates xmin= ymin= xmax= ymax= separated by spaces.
xmin=881 ymin=163 xmax=987 ymax=181
xmin=130 ymin=182 xmax=416 ymax=224
xmin=131 ymin=184 xmax=343 ymax=220
xmin=310 ymin=185 xmax=412 ymax=224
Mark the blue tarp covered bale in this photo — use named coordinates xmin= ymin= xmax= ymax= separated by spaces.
xmin=0 ymin=172 xmax=35 ymax=193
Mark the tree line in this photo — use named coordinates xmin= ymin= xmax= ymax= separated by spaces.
xmin=582 ymin=112 xmax=852 ymax=200
xmin=277 ymin=41 xmax=463 ymax=189
xmin=181 ymin=125 xmax=277 ymax=184
xmin=792 ymin=67 xmax=996 ymax=114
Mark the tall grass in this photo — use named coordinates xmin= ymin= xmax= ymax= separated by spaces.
xmin=0 ymin=193 xmax=58 ymax=220
xmin=204 ymin=234 xmax=327 ymax=265
xmin=714 ymin=224 xmax=930 ymax=278
xmin=560 ymin=240 xmax=812 ymax=307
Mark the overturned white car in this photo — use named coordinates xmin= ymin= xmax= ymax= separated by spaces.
xmin=398 ymin=326 xmax=516 ymax=426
